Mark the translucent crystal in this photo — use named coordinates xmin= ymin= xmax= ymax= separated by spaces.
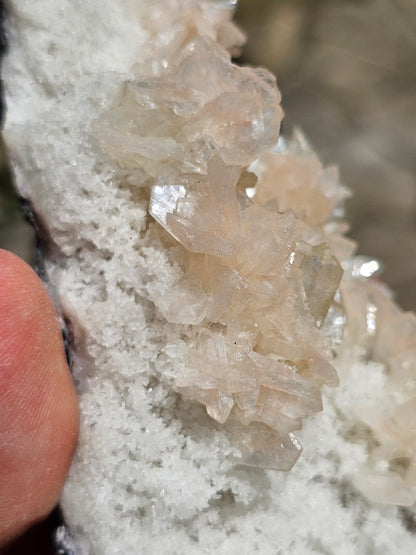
xmin=96 ymin=36 xmax=283 ymax=176
xmin=154 ymin=277 xmax=208 ymax=325
xmin=299 ymin=242 xmax=343 ymax=326
xmin=320 ymin=292 xmax=346 ymax=347
xmin=229 ymin=421 xmax=303 ymax=471
xmin=250 ymin=138 xmax=350 ymax=228
xmin=97 ymin=23 xmax=352 ymax=470
xmin=341 ymin=275 xmax=400 ymax=355
xmin=150 ymin=184 xmax=187 ymax=228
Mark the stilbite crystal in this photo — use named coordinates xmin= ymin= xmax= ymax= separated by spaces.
xmin=96 ymin=25 xmax=349 ymax=470
xmin=95 ymin=0 xmax=416 ymax=492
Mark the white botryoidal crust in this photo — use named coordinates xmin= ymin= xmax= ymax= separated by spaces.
xmin=3 ymin=1 xmax=416 ymax=554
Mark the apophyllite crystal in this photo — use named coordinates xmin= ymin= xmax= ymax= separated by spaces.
xmin=96 ymin=26 xmax=352 ymax=470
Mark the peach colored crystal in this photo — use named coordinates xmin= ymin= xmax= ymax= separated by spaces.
xmin=96 ymin=33 xmax=352 ymax=470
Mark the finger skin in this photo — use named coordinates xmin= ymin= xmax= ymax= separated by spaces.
xmin=0 ymin=249 xmax=79 ymax=548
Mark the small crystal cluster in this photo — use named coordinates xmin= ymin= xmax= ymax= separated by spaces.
xmin=96 ymin=14 xmax=353 ymax=470
xmin=341 ymin=262 xmax=416 ymax=505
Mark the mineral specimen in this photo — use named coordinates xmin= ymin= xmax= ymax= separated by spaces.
xmin=96 ymin=26 xmax=351 ymax=470
xmin=5 ymin=0 xmax=416 ymax=553
xmin=95 ymin=0 xmax=416 ymax=496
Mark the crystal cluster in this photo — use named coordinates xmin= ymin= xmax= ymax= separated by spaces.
xmin=95 ymin=14 xmax=353 ymax=470
xmin=95 ymin=0 xmax=416 ymax=501
xmin=341 ymin=261 xmax=416 ymax=505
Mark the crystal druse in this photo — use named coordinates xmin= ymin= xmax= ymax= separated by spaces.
xmin=4 ymin=0 xmax=416 ymax=553
xmin=95 ymin=31 xmax=352 ymax=470
xmin=91 ymin=0 xmax=416 ymax=499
